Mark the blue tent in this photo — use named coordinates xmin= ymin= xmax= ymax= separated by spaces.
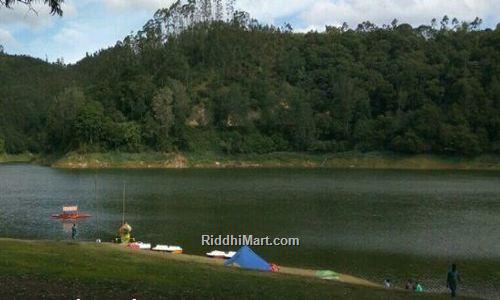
xmin=224 ymin=246 xmax=271 ymax=272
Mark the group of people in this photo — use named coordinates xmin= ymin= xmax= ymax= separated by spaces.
xmin=383 ymin=264 xmax=462 ymax=298
xmin=383 ymin=278 xmax=424 ymax=292
xmin=404 ymin=280 xmax=424 ymax=292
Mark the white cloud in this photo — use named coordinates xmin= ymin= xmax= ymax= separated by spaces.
xmin=0 ymin=28 xmax=18 ymax=50
xmin=299 ymin=0 xmax=500 ymax=29
xmin=294 ymin=24 xmax=325 ymax=33
xmin=75 ymin=1 xmax=500 ymax=29
xmin=237 ymin=0 xmax=316 ymax=24
xmin=2 ymin=0 xmax=500 ymax=64
xmin=52 ymin=26 xmax=84 ymax=44
xmin=103 ymin=0 xmax=175 ymax=11
xmin=42 ymin=9 xmax=156 ymax=63
xmin=47 ymin=22 xmax=97 ymax=63
xmin=0 ymin=2 xmax=76 ymax=29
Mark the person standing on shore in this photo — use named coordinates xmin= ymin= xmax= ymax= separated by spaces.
xmin=447 ymin=264 xmax=461 ymax=297
xmin=383 ymin=279 xmax=392 ymax=288
xmin=405 ymin=280 xmax=413 ymax=290
xmin=71 ymin=223 xmax=77 ymax=240
xmin=415 ymin=281 xmax=424 ymax=292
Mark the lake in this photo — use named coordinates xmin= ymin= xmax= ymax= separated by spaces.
xmin=0 ymin=164 xmax=499 ymax=299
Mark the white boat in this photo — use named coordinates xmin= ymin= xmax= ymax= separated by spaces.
xmin=128 ymin=242 xmax=151 ymax=250
xmin=206 ymin=250 xmax=236 ymax=259
xmin=152 ymin=245 xmax=183 ymax=253
xmin=137 ymin=242 xmax=151 ymax=250
xmin=206 ymin=250 xmax=226 ymax=258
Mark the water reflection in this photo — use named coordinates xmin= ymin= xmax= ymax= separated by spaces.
xmin=61 ymin=221 xmax=75 ymax=234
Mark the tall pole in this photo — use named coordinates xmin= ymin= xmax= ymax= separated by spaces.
xmin=122 ymin=181 xmax=126 ymax=225
xmin=94 ymin=173 xmax=99 ymax=238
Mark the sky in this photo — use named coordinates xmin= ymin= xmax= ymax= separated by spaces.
xmin=0 ymin=0 xmax=499 ymax=64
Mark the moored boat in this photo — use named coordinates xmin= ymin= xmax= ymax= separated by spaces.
xmin=51 ymin=206 xmax=90 ymax=220
xmin=206 ymin=250 xmax=236 ymax=259
xmin=152 ymin=245 xmax=183 ymax=254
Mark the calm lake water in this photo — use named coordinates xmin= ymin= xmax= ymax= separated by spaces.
xmin=0 ymin=164 xmax=499 ymax=299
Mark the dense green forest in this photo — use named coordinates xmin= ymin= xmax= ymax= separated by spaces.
xmin=0 ymin=0 xmax=499 ymax=156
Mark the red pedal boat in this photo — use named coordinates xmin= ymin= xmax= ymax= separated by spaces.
xmin=52 ymin=205 xmax=91 ymax=220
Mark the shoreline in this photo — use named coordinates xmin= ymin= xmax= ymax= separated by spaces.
xmin=52 ymin=152 xmax=500 ymax=170
xmin=0 ymin=153 xmax=35 ymax=164
xmin=0 ymin=238 xmax=379 ymax=288
xmin=0 ymin=238 xmax=465 ymax=299
xmin=2 ymin=151 xmax=500 ymax=171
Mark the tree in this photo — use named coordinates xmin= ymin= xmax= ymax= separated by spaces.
xmin=74 ymin=101 xmax=105 ymax=149
xmin=0 ymin=136 xmax=5 ymax=153
xmin=104 ymin=121 xmax=142 ymax=152
xmin=213 ymin=84 xmax=251 ymax=128
xmin=283 ymin=86 xmax=316 ymax=150
xmin=391 ymin=18 xmax=398 ymax=29
xmin=152 ymin=86 xmax=175 ymax=150
xmin=0 ymin=0 xmax=63 ymax=16
xmin=354 ymin=116 xmax=395 ymax=151
xmin=439 ymin=124 xmax=481 ymax=156
xmin=391 ymin=130 xmax=426 ymax=153
xmin=46 ymin=87 xmax=87 ymax=151
xmin=470 ymin=17 xmax=482 ymax=30
xmin=1 ymin=11 xmax=499 ymax=157
xmin=440 ymin=15 xmax=449 ymax=30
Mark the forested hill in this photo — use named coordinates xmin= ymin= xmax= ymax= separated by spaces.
xmin=0 ymin=54 xmax=69 ymax=153
xmin=1 ymin=1 xmax=499 ymax=156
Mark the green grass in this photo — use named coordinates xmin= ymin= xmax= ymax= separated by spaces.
xmin=302 ymin=248 xmax=500 ymax=299
xmin=51 ymin=151 xmax=186 ymax=169
xmin=51 ymin=151 xmax=500 ymax=170
xmin=0 ymin=153 xmax=34 ymax=164
xmin=0 ymin=239 xmax=470 ymax=299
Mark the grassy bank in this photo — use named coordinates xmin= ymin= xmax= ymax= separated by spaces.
xmin=0 ymin=238 xmax=468 ymax=299
xmin=51 ymin=151 xmax=500 ymax=170
xmin=0 ymin=153 xmax=35 ymax=164
xmin=301 ymin=247 xmax=500 ymax=300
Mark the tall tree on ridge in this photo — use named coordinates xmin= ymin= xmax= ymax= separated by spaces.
xmin=0 ymin=0 xmax=63 ymax=15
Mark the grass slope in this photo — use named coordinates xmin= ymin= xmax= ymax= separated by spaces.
xmin=0 ymin=239 xmax=468 ymax=299
xmin=0 ymin=153 xmax=34 ymax=164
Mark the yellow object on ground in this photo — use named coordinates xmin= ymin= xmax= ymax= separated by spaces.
xmin=118 ymin=222 xmax=132 ymax=243
xmin=121 ymin=233 xmax=131 ymax=243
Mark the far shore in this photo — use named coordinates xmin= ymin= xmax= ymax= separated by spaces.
xmin=1 ymin=151 xmax=500 ymax=171
xmin=0 ymin=153 xmax=35 ymax=164
xmin=49 ymin=151 xmax=500 ymax=170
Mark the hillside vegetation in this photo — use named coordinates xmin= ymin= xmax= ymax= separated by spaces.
xmin=0 ymin=0 xmax=499 ymax=159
